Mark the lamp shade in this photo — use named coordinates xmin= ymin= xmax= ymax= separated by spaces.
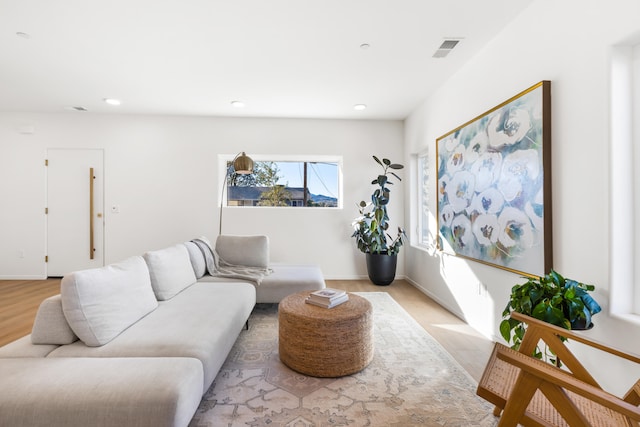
xmin=233 ymin=152 xmax=254 ymax=174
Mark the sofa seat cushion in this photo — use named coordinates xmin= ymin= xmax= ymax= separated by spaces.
xmin=31 ymin=295 xmax=78 ymax=345
xmin=144 ymin=244 xmax=197 ymax=300
xmin=0 ymin=357 xmax=203 ymax=427
xmin=48 ymin=282 xmax=256 ymax=393
xmin=257 ymin=263 xmax=325 ymax=303
xmin=61 ymin=256 xmax=159 ymax=347
xmin=198 ymin=262 xmax=325 ymax=303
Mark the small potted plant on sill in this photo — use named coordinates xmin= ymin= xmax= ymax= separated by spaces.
xmin=500 ymin=269 xmax=601 ymax=362
xmin=351 ymin=155 xmax=407 ymax=286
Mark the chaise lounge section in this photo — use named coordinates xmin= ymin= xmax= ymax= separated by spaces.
xmin=197 ymin=234 xmax=326 ymax=303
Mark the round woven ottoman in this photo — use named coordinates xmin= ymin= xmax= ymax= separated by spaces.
xmin=278 ymin=291 xmax=373 ymax=377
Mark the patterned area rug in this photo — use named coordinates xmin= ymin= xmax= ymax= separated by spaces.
xmin=189 ymin=292 xmax=497 ymax=427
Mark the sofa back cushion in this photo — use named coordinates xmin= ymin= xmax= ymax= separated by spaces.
xmin=216 ymin=235 xmax=269 ymax=268
xmin=184 ymin=241 xmax=206 ymax=279
xmin=31 ymin=295 xmax=78 ymax=345
xmin=61 ymin=256 xmax=158 ymax=347
xmin=143 ymin=244 xmax=197 ymax=300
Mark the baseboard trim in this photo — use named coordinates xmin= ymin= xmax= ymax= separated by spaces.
xmin=403 ymin=276 xmax=467 ymax=322
xmin=323 ymin=274 xmax=407 ymax=281
xmin=0 ymin=275 xmax=48 ymax=280
xmin=404 ymin=276 xmax=502 ymax=342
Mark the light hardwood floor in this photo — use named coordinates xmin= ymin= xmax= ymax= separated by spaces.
xmin=0 ymin=278 xmax=494 ymax=381
xmin=0 ymin=279 xmax=61 ymax=347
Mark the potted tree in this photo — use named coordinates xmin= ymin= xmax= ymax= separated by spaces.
xmin=351 ymin=156 xmax=407 ymax=285
xmin=500 ymin=269 xmax=601 ymax=362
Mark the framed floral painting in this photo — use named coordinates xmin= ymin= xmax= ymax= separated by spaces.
xmin=436 ymin=81 xmax=552 ymax=277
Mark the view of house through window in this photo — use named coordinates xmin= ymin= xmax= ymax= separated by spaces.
xmin=225 ymin=160 xmax=340 ymax=208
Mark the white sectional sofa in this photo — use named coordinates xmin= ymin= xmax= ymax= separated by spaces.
xmin=0 ymin=235 xmax=325 ymax=427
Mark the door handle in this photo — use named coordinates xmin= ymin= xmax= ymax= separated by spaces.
xmin=89 ymin=168 xmax=95 ymax=260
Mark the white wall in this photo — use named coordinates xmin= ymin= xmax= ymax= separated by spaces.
xmin=404 ymin=0 xmax=640 ymax=394
xmin=0 ymin=113 xmax=404 ymax=280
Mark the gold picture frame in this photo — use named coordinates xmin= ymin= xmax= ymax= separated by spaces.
xmin=436 ymin=81 xmax=552 ymax=277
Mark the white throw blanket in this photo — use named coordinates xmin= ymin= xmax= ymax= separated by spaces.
xmin=191 ymin=238 xmax=271 ymax=286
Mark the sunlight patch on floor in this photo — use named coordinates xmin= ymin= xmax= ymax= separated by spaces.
xmin=431 ymin=323 xmax=485 ymax=338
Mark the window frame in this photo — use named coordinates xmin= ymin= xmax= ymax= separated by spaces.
xmin=413 ymin=149 xmax=436 ymax=252
xmin=218 ymin=154 xmax=343 ymax=209
xmin=610 ymin=42 xmax=640 ymax=323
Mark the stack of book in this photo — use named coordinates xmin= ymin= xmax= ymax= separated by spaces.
xmin=305 ymin=288 xmax=349 ymax=308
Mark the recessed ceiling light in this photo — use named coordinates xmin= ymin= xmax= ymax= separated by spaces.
xmin=65 ymin=106 xmax=88 ymax=112
xmin=354 ymin=104 xmax=367 ymax=111
xmin=16 ymin=32 xmax=31 ymax=39
xmin=359 ymin=43 xmax=370 ymax=50
xmin=103 ymin=98 xmax=121 ymax=106
xmin=231 ymin=101 xmax=245 ymax=108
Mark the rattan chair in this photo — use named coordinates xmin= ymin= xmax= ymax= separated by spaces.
xmin=477 ymin=311 xmax=640 ymax=426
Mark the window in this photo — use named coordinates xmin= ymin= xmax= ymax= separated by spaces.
xmin=610 ymin=42 xmax=640 ymax=319
xmin=416 ymin=149 xmax=436 ymax=251
xmin=221 ymin=155 xmax=342 ymax=208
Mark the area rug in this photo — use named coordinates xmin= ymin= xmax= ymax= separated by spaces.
xmin=189 ymin=292 xmax=497 ymax=427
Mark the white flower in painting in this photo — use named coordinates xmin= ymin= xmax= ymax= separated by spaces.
xmin=465 ymin=132 xmax=489 ymax=164
xmin=473 ymin=214 xmax=499 ymax=246
xmin=497 ymin=207 xmax=533 ymax=249
xmin=497 ymin=149 xmax=540 ymax=202
xmin=451 ymin=214 xmax=473 ymax=249
xmin=448 ymin=171 xmax=475 ymax=213
xmin=446 ymin=144 xmax=466 ymax=174
xmin=440 ymin=205 xmax=455 ymax=227
xmin=467 ymin=188 xmax=505 ymax=216
xmin=438 ymin=175 xmax=450 ymax=205
xmin=525 ymin=188 xmax=544 ymax=230
xmin=443 ymin=134 xmax=460 ymax=152
xmin=470 ymin=152 xmax=502 ymax=192
xmin=487 ymin=108 xmax=532 ymax=148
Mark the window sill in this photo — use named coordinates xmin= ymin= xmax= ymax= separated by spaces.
xmin=610 ymin=312 xmax=640 ymax=327
xmin=223 ymin=205 xmax=342 ymax=210
xmin=409 ymin=242 xmax=437 ymax=255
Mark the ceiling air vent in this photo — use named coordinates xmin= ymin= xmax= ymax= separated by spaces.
xmin=433 ymin=39 xmax=460 ymax=58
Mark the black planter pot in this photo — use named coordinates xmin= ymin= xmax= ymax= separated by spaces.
xmin=570 ymin=307 xmax=594 ymax=330
xmin=366 ymin=252 xmax=398 ymax=286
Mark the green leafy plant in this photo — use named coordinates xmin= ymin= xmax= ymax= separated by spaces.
xmin=500 ymin=269 xmax=601 ymax=362
xmin=351 ymin=156 xmax=407 ymax=255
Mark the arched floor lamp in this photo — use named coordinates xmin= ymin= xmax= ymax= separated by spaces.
xmin=219 ymin=152 xmax=254 ymax=235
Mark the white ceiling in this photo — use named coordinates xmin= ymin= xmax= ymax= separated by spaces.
xmin=0 ymin=0 xmax=533 ymax=120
